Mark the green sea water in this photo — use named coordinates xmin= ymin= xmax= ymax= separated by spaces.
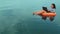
xmin=0 ymin=0 xmax=60 ymax=34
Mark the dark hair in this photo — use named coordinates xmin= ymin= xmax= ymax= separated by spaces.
xmin=42 ymin=7 xmax=48 ymax=11
xmin=52 ymin=3 xmax=56 ymax=9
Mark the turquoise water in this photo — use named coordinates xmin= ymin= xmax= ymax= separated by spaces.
xmin=0 ymin=0 xmax=60 ymax=34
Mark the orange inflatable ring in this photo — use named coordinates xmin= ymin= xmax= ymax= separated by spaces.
xmin=42 ymin=12 xmax=56 ymax=17
xmin=33 ymin=10 xmax=56 ymax=17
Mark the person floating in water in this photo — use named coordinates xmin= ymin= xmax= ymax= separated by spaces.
xmin=33 ymin=3 xmax=56 ymax=21
xmin=48 ymin=3 xmax=56 ymax=21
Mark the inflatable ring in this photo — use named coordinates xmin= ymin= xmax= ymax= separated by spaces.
xmin=42 ymin=12 xmax=56 ymax=17
xmin=33 ymin=10 xmax=56 ymax=17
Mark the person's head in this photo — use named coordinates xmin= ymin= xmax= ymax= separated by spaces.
xmin=51 ymin=3 xmax=56 ymax=9
xmin=42 ymin=7 xmax=48 ymax=11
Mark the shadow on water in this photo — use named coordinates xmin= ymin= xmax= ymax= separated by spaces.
xmin=13 ymin=18 xmax=60 ymax=34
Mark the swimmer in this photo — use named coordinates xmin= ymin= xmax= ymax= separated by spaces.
xmin=33 ymin=3 xmax=56 ymax=21
xmin=48 ymin=3 xmax=56 ymax=21
xmin=42 ymin=3 xmax=56 ymax=21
